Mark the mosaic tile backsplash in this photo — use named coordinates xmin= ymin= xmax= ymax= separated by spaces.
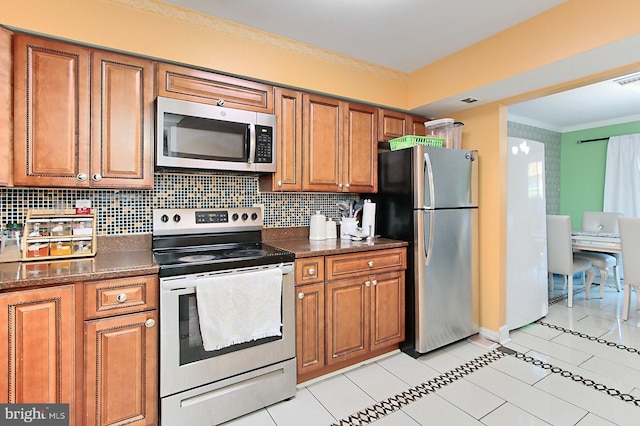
xmin=0 ymin=172 xmax=357 ymax=235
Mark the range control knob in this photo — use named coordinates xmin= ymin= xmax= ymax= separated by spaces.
xmin=161 ymin=214 xmax=169 ymax=223
xmin=241 ymin=213 xmax=249 ymax=221
xmin=251 ymin=212 xmax=258 ymax=221
xmin=173 ymin=214 xmax=181 ymax=223
xmin=232 ymin=213 xmax=239 ymax=221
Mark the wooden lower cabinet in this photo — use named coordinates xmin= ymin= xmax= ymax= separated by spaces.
xmin=295 ymin=283 xmax=325 ymax=377
xmin=0 ymin=284 xmax=82 ymax=426
xmin=295 ymin=248 xmax=406 ymax=383
xmin=84 ymin=310 xmax=158 ymax=426
xmin=0 ymin=274 xmax=158 ymax=426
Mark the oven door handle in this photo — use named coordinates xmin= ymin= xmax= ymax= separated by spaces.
xmin=162 ymin=263 xmax=294 ymax=290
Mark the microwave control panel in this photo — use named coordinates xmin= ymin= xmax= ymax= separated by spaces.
xmin=255 ymin=125 xmax=273 ymax=163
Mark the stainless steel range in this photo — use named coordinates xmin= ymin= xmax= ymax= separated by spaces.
xmin=153 ymin=207 xmax=296 ymax=425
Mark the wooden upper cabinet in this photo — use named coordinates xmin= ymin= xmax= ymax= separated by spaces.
xmin=302 ymin=93 xmax=343 ymax=192
xmin=91 ymin=50 xmax=154 ymax=189
xmin=345 ymin=102 xmax=377 ymax=193
xmin=0 ymin=27 xmax=12 ymax=187
xmin=410 ymin=115 xmax=428 ymax=136
xmin=378 ymin=109 xmax=409 ymax=141
xmin=13 ymin=34 xmax=91 ymax=187
xmin=13 ymin=35 xmax=154 ymax=189
xmin=0 ymin=285 xmax=79 ymax=425
xmin=262 ymin=87 xmax=303 ymax=191
xmin=157 ymin=63 xmax=273 ymax=113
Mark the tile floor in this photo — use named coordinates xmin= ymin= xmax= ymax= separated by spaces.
xmin=226 ymin=278 xmax=640 ymax=426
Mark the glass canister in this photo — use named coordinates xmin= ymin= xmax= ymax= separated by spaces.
xmin=26 ymin=241 xmax=49 ymax=258
xmin=50 ymin=219 xmax=72 ymax=236
xmin=4 ymin=223 xmax=23 ymax=249
xmin=27 ymin=219 xmax=50 ymax=237
xmin=72 ymin=238 xmax=93 ymax=255
xmin=50 ymin=239 xmax=73 ymax=256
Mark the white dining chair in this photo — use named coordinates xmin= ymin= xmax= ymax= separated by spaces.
xmin=547 ymin=215 xmax=595 ymax=307
xmin=576 ymin=211 xmax=622 ymax=293
xmin=618 ymin=217 xmax=640 ymax=321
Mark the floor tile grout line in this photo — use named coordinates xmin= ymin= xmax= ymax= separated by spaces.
xmin=534 ymin=320 xmax=640 ymax=355
xmin=497 ymin=346 xmax=640 ymax=408
xmin=329 ymin=349 xmax=507 ymax=426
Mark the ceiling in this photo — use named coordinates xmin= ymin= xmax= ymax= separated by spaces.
xmin=163 ymin=0 xmax=640 ymax=132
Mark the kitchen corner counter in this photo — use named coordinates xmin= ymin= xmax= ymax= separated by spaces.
xmin=267 ymin=237 xmax=407 ymax=258
xmin=0 ymin=235 xmax=158 ymax=291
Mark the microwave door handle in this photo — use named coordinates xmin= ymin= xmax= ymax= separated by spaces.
xmin=248 ymin=123 xmax=256 ymax=164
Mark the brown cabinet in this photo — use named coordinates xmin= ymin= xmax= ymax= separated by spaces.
xmin=157 ymin=63 xmax=273 ymax=113
xmin=0 ymin=284 xmax=81 ymax=425
xmin=302 ymin=93 xmax=377 ymax=193
xmin=378 ymin=109 xmax=409 ymax=142
xmin=12 ymin=34 xmax=154 ymax=189
xmin=0 ymin=27 xmax=12 ymax=186
xmin=379 ymin=109 xmax=429 ymax=140
xmin=263 ymin=87 xmax=303 ymax=191
xmin=294 ymin=248 xmax=405 ymax=383
xmin=84 ymin=275 xmax=158 ymax=426
xmin=410 ymin=115 xmax=428 ymax=136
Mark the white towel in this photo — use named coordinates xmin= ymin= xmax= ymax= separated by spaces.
xmin=195 ymin=267 xmax=283 ymax=351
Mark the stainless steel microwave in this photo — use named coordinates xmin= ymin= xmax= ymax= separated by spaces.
xmin=155 ymin=96 xmax=277 ymax=173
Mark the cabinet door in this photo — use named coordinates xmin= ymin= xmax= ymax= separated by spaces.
xmin=410 ymin=115 xmax=428 ymax=136
xmin=272 ymin=87 xmax=303 ymax=191
xmin=13 ymin=34 xmax=91 ymax=187
xmin=0 ymin=286 xmax=77 ymax=409
xmin=295 ymin=283 xmax=325 ymax=380
xmin=370 ymin=271 xmax=405 ymax=349
xmin=85 ymin=310 xmax=158 ymax=426
xmin=303 ymin=93 xmax=343 ymax=192
xmin=326 ymin=278 xmax=369 ymax=364
xmin=344 ymin=102 xmax=377 ymax=193
xmin=91 ymin=50 xmax=154 ymax=189
xmin=157 ymin=63 xmax=273 ymax=113
xmin=0 ymin=27 xmax=11 ymax=186
xmin=378 ymin=109 xmax=408 ymax=142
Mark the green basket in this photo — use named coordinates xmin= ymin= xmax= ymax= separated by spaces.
xmin=388 ymin=135 xmax=444 ymax=150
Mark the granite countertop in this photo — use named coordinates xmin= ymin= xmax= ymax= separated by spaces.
xmin=0 ymin=235 xmax=158 ymax=291
xmin=267 ymin=237 xmax=408 ymax=258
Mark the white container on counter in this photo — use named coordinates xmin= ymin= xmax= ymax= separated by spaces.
xmin=340 ymin=217 xmax=358 ymax=239
xmin=326 ymin=218 xmax=337 ymax=239
xmin=309 ymin=211 xmax=326 ymax=240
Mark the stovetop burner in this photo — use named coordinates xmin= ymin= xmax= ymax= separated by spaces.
xmin=177 ymin=254 xmax=219 ymax=263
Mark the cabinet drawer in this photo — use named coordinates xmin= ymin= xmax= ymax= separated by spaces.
xmin=157 ymin=63 xmax=273 ymax=113
xmin=326 ymin=248 xmax=406 ymax=281
xmin=295 ymin=257 xmax=325 ymax=285
xmin=85 ymin=275 xmax=158 ymax=319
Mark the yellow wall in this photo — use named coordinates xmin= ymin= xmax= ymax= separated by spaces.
xmin=3 ymin=0 xmax=640 ymax=339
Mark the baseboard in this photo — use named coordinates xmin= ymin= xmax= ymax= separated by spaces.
xmin=479 ymin=325 xmax=511 ymax=345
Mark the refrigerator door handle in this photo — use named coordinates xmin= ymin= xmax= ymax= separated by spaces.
xmin=423 ymin=153 xmax=435 ymax=209
xmin=424 ymin=211 xmax=434 ymax=266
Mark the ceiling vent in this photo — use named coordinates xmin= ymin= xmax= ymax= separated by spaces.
xmin=460 ymin=97 xmax=478 ymax=104
xmin=614 ymin=73 xmax=640 ymax=93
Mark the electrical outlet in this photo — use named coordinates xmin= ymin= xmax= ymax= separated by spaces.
xmin=252 ymin=203 xmax=264 ymax=217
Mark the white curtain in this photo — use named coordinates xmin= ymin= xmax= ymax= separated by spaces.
xmin=603 ymin=133 xmax=640 ymax=217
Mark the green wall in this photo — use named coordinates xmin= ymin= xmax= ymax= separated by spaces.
xmin=561 ymin=121 xmax=640 ymax=229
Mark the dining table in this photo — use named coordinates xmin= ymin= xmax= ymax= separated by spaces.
xmin=571 ymin=231 xmax=621 ymax=253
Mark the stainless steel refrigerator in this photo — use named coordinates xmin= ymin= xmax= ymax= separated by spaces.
xmin=372 ymin=145 xmax=479 ymax=356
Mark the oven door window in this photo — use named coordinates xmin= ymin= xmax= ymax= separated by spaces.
xmin=163 ymin=113 xmax=249 ymax=163
xmin=178 ymin=294 xmax=282 ymax=366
